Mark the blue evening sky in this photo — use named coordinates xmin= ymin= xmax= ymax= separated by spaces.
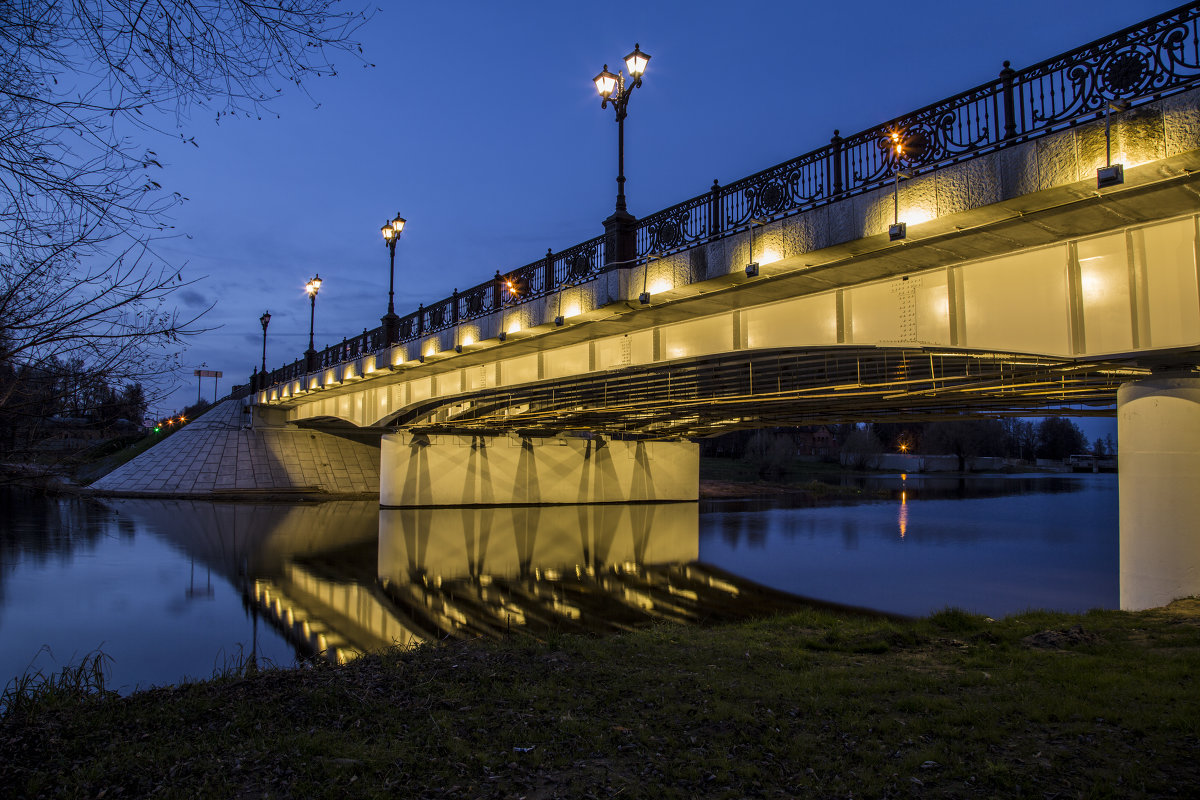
xmin=152 ymin=0 xmax=1157 ymax=440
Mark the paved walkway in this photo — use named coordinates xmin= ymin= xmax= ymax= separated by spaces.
xmin=91 ymin=398 xmax=380 ymax=497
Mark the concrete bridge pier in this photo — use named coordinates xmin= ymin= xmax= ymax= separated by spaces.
xmin=1118 ymin=376 xmax=1200 ymax=610
xmin=380 ymin=431 xmax=698 ymax=507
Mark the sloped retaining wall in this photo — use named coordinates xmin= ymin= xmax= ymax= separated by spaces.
xmin=89 ymin=398 xmax=379 ymax=498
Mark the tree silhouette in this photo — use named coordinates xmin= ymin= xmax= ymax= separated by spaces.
xmin=0 ymin=2 xmax=370 ymax=449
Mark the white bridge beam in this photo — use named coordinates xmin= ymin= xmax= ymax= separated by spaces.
xmin=381 ymin=432 xmax=698 ymax=507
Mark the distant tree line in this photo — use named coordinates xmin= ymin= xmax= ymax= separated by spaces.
xmin=0 ymin=357 xmax=147 ymax=458
xmin=704 ymin=417 xmax=1108 ymax=476
xmin=866 ymin=417 xmax=1107 ymax=466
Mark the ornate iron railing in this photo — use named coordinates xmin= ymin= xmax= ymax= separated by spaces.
xmin=258 ymin=2 xmax=1200 ymax=392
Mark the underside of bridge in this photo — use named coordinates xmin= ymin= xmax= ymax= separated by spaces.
xmin=332 ymin=346 xmax=1149 ymax=439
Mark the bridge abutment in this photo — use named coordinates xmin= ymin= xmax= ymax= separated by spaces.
xmin=380 ymin=432 xmax=697 ymax=507
xmin=1118 ymin=376 xmax=1200 ymax=610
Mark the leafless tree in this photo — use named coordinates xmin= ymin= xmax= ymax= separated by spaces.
xmin=0 ymin=1 xmax=370 ymax=448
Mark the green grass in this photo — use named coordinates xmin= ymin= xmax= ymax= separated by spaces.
xmin=3 ymin=601 xmax=1199 ymax=798
xmin=71 ymin=433 xmax=162 ymax=484
xmin=0 ymin=649 xmax=114 ymax=719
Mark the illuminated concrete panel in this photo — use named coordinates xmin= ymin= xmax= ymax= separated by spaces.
xmin=1136 ymin=217 xmax=1200 ymax=349
xmin=628 ymin=330 xmax=655 ymax=365
xmin=545 ymin=342 xmax=590 ymax=380
xmin=409 ymin=376 xmax=431 ymax=404
xmin=961 ymin=246 xmax=1071 ymax=355
xmin=745 ymin=293 xmax=838 ymax=349
xmin=847 ymin=280 xmax=904 ymax=345
xmin=661 ymin=314 xmax=733 ymax=360
xmin=914 ymin=272 xmax=952 ymax=346
xmin=595 ymin=335 xmax=631 ymax=370
xmin=1077 ymin=233 xmax=1133 ymax=355
xmin=1118 ymin=377 xmax=1200 ymax=610
xmin=464 ymin=363 xmax=495 ymax=392
xmin=380 ymin=432 xmax=698 ymax=507
xmin=502 ymin=353 xmax=539 ymax=386
xmin=435 ymin=371 xmax=462 ymax=397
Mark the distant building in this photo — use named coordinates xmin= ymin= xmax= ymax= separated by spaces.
xmin=795 ymin=426 xmax=839 ymax=458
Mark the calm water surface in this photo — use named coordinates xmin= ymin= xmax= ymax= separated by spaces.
xmin=0 ymin=473 xmax=1117 ymax=693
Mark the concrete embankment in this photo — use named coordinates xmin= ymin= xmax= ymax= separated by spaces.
xmin=90 ymin=398 xmax=380 ymax=498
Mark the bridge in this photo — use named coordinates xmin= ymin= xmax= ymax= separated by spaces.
xmin=96 ymin=4 xmax=1200 ymax=611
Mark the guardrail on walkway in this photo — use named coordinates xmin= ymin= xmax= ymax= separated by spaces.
xmin=257 ymin=2 xmax=1200 ymax=391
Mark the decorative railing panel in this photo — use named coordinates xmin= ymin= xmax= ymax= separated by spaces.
xmin=260 ymin=3 xmax=1200 ymax=389
xmin=1014 ymin=7 xmax=1200 ymax=133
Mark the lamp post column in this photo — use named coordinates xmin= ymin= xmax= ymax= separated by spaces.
xmin=259 ymin=311 xmax=271 ymax=384
xmin=304 ymin=275 xmax=322 ymax=373
xmin=381 ymin=214 xmax=406 ymax=344
xmin=595 ymin=45 xmax=650 ymax=270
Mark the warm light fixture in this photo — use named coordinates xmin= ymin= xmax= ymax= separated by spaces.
xmin=1097 ymin=164 xmax=1124 ymax=188
xmin=1098 ymin=100 xmax=1128 ymax=189
xmin=624 ymin=44 xmax=650 ymax=78
xmin=502 ymin=273 xmax=528 ymax=300
xmin=639 ymin=251 xmax=664 ymax=304
xmin=593 ymin=66 xmax=619 ymax=99
xmin=305 ymin=274 xmax=322 ymax=297
xmin=888 ymin=129 xmax=911 ymax=241
xmin=746 ymin=218 xmax=768 ymax=276
xmin=595 ymin=44 xmax=651 ymax=220
xmin=889 ymin=163 xmax=911 ymax=241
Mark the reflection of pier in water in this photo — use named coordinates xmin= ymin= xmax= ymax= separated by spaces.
xmin=252 ymin=503 xmax=819 ymax=663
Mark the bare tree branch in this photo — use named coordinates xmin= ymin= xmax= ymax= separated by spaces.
xmin=0 ymin=1 xmax=371 ymax=454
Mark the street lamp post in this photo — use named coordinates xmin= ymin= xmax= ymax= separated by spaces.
xmin=594 ymin=44 xmax=650 ymax=269
xmin=304 ymin=275 xmax=322 ymax=372
xmin=380 ymin=213 xmax=406 ymax=344
xmin=259 ymin=310 xmax=271 ymax=378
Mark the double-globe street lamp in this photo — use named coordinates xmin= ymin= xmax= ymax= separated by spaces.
xmin=380 ymin=213 xmax=406 ymax=344
xmin=258 ymin=310 xmax=270 ymax=389
xmin=594 ymin=44 xmax=650 ymax=266
xmin=304 ymin=274 xmax=322 ymax=372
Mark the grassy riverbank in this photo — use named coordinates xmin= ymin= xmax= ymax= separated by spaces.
xmin=698 ymin=457 xmax=888 ymax=500
xmin=3 ymin=601 xmax=1198 ymax=798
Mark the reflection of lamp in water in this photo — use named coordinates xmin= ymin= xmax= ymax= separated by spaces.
xmin=186 ymin=557 xmax=214 ymax=600
xmin=898 ymin=490 xmax=908 ymax=539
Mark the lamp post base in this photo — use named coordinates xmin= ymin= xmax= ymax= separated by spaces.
xmin=305 ymin=348 xmax=319 ymax=373
xmin=603 ymin=208 xmax=638 ymax=269
xmin=381 ymin=312 xmax=400 ymax=346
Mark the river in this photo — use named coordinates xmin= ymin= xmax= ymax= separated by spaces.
xmin=0 ymin=472 xmax=1116 ymax=694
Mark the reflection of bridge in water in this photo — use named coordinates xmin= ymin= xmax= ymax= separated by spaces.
xmin=253 ymin=503 xmax=830 ymax=664
xmin=104 ymin=498 xmax=832 ymax=665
